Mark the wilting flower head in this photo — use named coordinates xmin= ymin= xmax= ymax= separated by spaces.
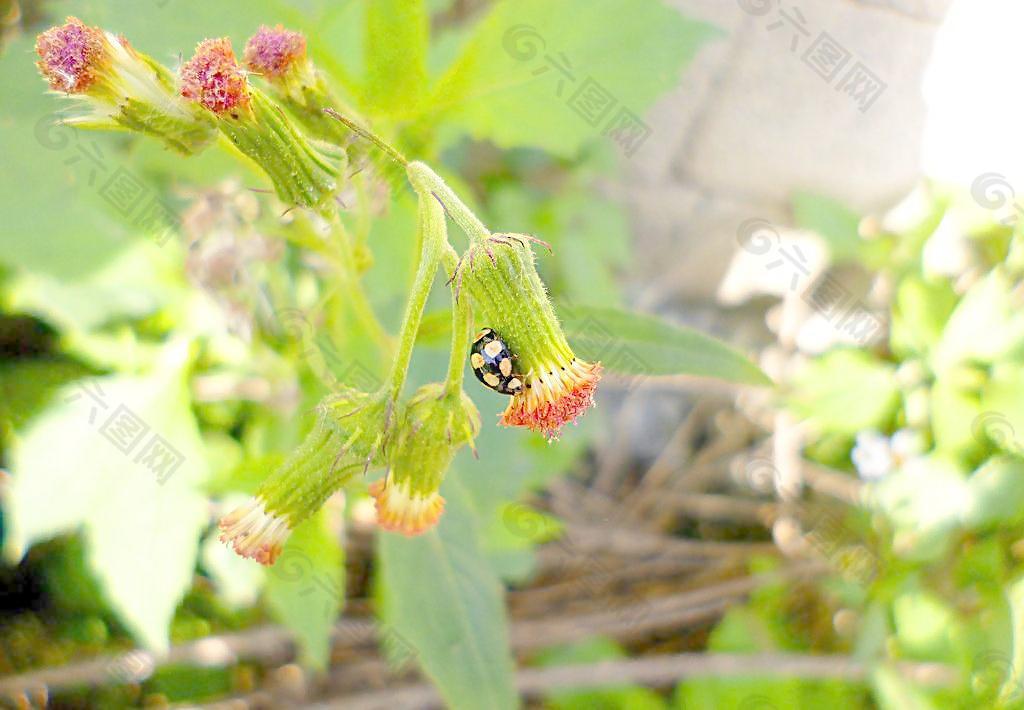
xmin=180 ymin=38 xmax=250 ymax=115
xmin=370 ymin=384 xmax=480 ymax=535
xmin=244 ymin=25 xmax=308 ymax=80
xmin=35 ymin=17 xmax=216 ymax=153
xmin=460 ymin=236 xmax=601 ymax=439
xmin=219 ymin=416 xmax=359 ymax=564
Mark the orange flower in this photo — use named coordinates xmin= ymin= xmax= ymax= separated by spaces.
xmin=459 ymin=235 xmax=601 ymax=439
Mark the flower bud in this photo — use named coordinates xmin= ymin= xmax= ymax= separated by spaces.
xmin=243 ymin=26 xmax=367 ymax=156
xmin=370 ymin=383 xmax=480 ymax=535
xmin=460 ymin=237 xmax=602 ymax=439
xmin=180 ymin=38 xmax=344 ymax=214
xmin=35 ymin=17 xmax=216 ymax=154
xmin=219 ymin=416 xmax=358 ymax=564
xmin=243 ymin=25 xmax=309 ymax=83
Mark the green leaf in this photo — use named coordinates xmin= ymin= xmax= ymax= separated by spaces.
xmin=963 ymin=458 xmax=1024 ymax=530
xmin=889 ymin=274 xmax=958 ymax=358
xmin=893 ymin=590 xmax=960 ymax=661
xmin=0 ymin=358 xmax=93 ymax=437
xmin=870 ymin=666 xmax=936 ymax=710
xmin=792 ymin=192 xmax=863 ymax=262
xmin=980 ymin=364 xmax=1024 ymax=457
xmin=264 ymin=511 xmax=344 ymax=670
xmin=6 ymin=240 xmax=183 ymax=332
xmin=866 ymin=455 xmax=967 ymax=560
xmin=558 ymin=304 xmax=770 ymax=385
xmin=787 ymin=349 xmax=898 ymax=434
xmin=364 ymin=0 xmax=430 ymax=118
xmin=430 ymin=0 xmax=721 ymax=156
xmin=932 ymin=268 xmax=1024 ymax=373
xmin=930 ymin=376 xmax=984 ymax=457
xmin=535 ymin=638 xmax=667 ymax=710
xmin=674 ymin=606 xmax=864 ymax=709
xmin=1000 ymin=576 xmax=1024 ymax=706
xmin=3 ymin=341 xmax=208 ymax=652
xmin=377 ymin=478 xmax=517 ymax=710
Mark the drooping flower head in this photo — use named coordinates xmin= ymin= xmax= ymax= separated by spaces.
xmin=35 ymin=17 xmax=105 ymax=93
xmin=219 ymin=416 xmax=359 ymax=564
xmin=35 ymin=17 xmax=216 ymax=154
xmin=460 ymin=236 xmax=602 ymax=439
xmin=370 ymin=383 xmax=480 ymax=535
xmin=243 ymin=25 xmax=308 ymax=80
xmin=180 ymin=38 xmax=250 ymax=115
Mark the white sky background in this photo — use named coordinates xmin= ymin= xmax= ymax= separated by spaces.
xmin=922 ymin=0 xmax=1024 ymax=187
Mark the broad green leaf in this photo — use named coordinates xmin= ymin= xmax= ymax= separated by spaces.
xmin=3 ymin=341 xmax=208 ymax=652
xmin=792 ymin=192 xmax=863 ymax=262
xmin=264 ymin=511 xmax=344 ymax=670
xmin=0 ymin=357 xmax=92 ymax=437
xmin=377 ymin=479 xmax=517 ymax=710
xmin=364 ymin=0 xmax=429 ymax=118
xmin=787 ymin=350 xmax=897 ymax=434
xmin=558 ymin=304 xmax=770 ymax=385
xmin=6 ymin=240 xmax=183 ymax=332
xmin=430 ymin=0 xmax=721 ymax=156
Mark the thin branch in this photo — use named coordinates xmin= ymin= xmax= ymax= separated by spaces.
xmin=309 ymin=652 xmax=958 ymax=710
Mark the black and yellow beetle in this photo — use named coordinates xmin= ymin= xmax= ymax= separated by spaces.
xmin=470 ymin=328 xmax=523 ymax=395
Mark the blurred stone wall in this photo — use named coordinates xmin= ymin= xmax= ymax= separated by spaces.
xmin=621 ymin=0 xmax=954 ymax=303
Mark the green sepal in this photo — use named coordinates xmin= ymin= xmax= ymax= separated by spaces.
xmin=389 ymin=383 xmax=480 ymax=498
xmin=216 ymin=89 xmax=345 ymax=215
xmin=318 ymin=387 xmax=402 ymax=468
xmin=256 ymin=415 xmax=361 ymax=527
xmin=461 ymin=239 xmax=574 ymax=375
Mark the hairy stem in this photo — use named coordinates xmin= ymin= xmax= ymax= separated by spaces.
xmin=406 ymin=161 xmax=490 ymax=242
xmin=381 ymin=169 xmax=448 ymax=402
xmin=444 ymin=288 xmax=473 ymax=397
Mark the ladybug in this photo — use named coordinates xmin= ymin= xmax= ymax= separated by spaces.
xmin=470 ymin=328 xmax=523 ymax=395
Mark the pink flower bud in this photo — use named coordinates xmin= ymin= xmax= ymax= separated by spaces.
xmin=243 ymin=24 xmax=307 ymax=79
xmin=35 ymin=17 xmax=105 ymax=93
xmin=180 ymin=38 xmax=250 ymax=115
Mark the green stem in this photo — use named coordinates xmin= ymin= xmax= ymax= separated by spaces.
xmin=406 ymin=161 xmax=490 ymax=242
xmin=444 ymin=287 xmax=473 ymax=397
xmin=382 ymin=172 xmax=448 ymax=402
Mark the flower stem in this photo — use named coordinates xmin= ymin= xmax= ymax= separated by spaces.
xmin=406 ymin=161 xmax=490 ymax=242
xmin=444 ymin=286 xmax=473 ymax=397
xmin=381 ymin=168 xmax=448 ymax=402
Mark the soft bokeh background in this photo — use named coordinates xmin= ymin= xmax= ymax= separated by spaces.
xmin=2 ymin=1 xmax=1022 ymax=708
